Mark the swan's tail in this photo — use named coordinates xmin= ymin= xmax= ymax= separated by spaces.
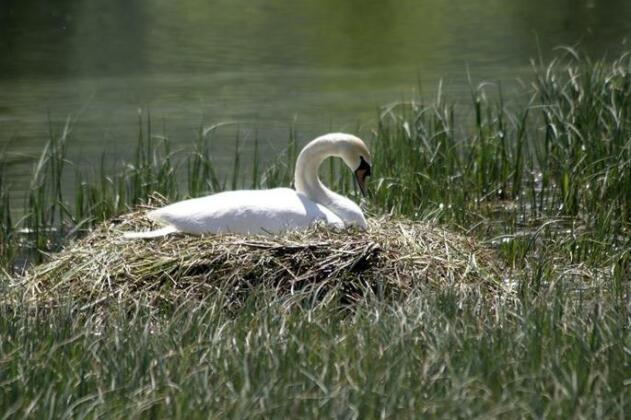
xmin=122 ymin=226 xmax=178 ymax=239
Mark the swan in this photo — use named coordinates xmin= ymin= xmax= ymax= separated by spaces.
xmin=123 ymin=132 xmax=372 ymax=238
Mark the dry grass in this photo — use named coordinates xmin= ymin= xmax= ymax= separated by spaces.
xmin=12 ymin=201 xmax=504 ymax=309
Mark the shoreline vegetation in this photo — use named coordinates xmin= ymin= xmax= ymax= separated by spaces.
xmin=1 ymin=49 xmax=630 ymax=417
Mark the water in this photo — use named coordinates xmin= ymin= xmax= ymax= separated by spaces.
xmin=1 ymin=0 xmax=630 ymax=196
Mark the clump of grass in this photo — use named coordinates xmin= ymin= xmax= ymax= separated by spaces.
xmin=0 ymin=160 xmax=14 ymax=270
xmin=1 ymin=276 xmax=628 ymax=418
xmin=14 ymin=197 xmax=500 ymax=308
xmin=373 ymin=49 xmax=631 ymax=275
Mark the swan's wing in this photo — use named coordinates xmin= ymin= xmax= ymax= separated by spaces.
xmin=320 ymin=188 xmax=367 ymax=230
xmin=149 ymin=188 xmax=343 ymax=234
xmin=123 ymin=226 xmax=178 ymax=239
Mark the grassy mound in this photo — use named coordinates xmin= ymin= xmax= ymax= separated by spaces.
xmin=15 ymin=204 xmax=503 ymax=308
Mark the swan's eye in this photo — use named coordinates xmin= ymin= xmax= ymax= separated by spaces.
xmin=357 ymin=156 xmax=371 ymax=176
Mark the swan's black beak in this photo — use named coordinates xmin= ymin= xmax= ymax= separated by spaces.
xmin=354 ymin=157 xmax=371 ymax=197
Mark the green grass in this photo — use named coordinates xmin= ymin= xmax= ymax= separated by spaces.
xmin=0 ymin=287 xmax=628 ymax=418
xmin=1 ymin=48 xmax=631 ymax=418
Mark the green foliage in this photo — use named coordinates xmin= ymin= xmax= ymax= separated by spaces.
xmin=0 ymin=287 xmax=629 ymax=418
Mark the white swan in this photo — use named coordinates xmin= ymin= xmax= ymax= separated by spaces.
xmin=123 ymin=133 xmax=372 ymax=238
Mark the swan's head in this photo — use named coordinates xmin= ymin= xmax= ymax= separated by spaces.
xmin=337 ymin=134 xmax=372 ymax=196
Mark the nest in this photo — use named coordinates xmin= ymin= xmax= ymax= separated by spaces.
xmin=13 ymin=206 xmax=503 ymax=309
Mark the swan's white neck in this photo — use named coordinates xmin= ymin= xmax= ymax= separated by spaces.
xmin=294 ymin=134 xmax=366 ymax=228
xmin=294 ymin=138 xmax=334 ymax=204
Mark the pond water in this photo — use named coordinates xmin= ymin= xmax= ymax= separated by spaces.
xmin=1 ymin=0 xmax=630 ymax=195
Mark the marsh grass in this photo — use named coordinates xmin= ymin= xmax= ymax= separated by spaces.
xmin=1 ymin=49 xmax=631 ymax=417
xmin=0 ymin=281 xmax=628 ymax=418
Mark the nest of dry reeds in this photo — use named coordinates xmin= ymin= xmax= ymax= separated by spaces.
xmin=14 ymin=204 xmax=504 ymax=309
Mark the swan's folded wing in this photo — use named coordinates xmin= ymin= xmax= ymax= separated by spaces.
xmin=148 ymin=188 xmax=343 ymax=234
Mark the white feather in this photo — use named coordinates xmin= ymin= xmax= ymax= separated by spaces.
xmin=122 ymin=226 xmax=178 ymax=239
xmin=147 ymin=188 xmax=343 ymax=235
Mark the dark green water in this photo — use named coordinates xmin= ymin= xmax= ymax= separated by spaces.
xmin=1 ymin=0 xmax=630 ymax=194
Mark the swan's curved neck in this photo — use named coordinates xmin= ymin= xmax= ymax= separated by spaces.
xmin=294 ymin=137 xmax=338 ymax=205
xmin=293 ymin=134 xmax=367 ymax=229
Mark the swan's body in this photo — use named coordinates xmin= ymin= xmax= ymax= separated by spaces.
xmin=123 ymin=133 xmax=371 ymax=238
xmin=139 ymin=188 xmax=344 ymax=236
